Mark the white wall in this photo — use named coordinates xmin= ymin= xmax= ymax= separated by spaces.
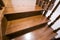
xmin=11 ymin=0 xmax=36 ymax=12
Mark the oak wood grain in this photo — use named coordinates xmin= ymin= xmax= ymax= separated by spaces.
xmin=5 ymin=15 xmax=49 ymax=35
xmin=3 ymin=0 xmax=44 ymax=14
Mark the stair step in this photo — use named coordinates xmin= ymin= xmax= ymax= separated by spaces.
xmin=4 ymin=0 xmax=44 ymax=21
xmin=11 ymin=26 xmax=56 ymax=40
xmin=5 ymin=15 xmax=49 ymax=35
xmin=3 ymin=0 xmax=44 ymax=14
xmin=4 ymin=11 xmax=43 ymax=21
xmin=5 ymin=5 xmax=44 ymax=14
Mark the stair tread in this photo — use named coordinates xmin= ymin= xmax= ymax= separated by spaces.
xmin=5 ymin=5 xmax=43 ymax=14
xmin=5 ymin=15 xmax=49 ymax=35
xmin=11 ymin=26 xmax=56 ymax=40
xmin=3 ymin=0 xmax=44 ymax=14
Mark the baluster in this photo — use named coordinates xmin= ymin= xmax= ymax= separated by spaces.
xmin=48 ymin=15 xmax=60 ymax=27
xmin=53 ymin=28 xmax=60 ymax=33
xmin=47 ymin=1 xmax=60 ymax=19
xmin=42 ymin=0 xmax=49 ymax=9
xmin=43 ymin=0 xmax=52 ymax=16
xmin=43 ymin=0 xmax=56 ymax=17
xmin=39 ymin=0 xmax=45 ymax=7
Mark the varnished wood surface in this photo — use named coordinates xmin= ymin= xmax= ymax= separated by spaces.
xmin=38 ymin=33 xmax=56 ymax=40
xmin=3 ymin=0 xmax=44 ymax=14
xmin=0 ymin=7 xmax=5 ymax=22
xmin=12 ymin=25 xmax=57 ymax=40
xmin=5 ymin=15 xmax=49 ymax=35
xmin=4 ymin=11 xmax=43 ymax=21
xmin=0 ymin=7 xmax=5 ymax=40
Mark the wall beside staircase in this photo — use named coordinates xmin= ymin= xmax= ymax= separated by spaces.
xmin=11 ymin=0 xmax=36 ymax=11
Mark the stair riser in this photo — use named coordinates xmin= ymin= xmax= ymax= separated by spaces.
xmin=4 ymin=10 xmax=43 ymax=21
xmin=6 ymin=23 xmax=47 ymax=39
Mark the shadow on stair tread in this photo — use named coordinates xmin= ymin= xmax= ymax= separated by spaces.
xmin=6 ymin=23 xmax=47 ymax=39
xmin=11 ymin=25 xmax=56 ymax=40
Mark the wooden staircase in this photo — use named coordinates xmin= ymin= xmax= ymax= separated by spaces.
xmin=5 ymin=15 xmax=49 ymax=35
xmin=0 ymin=0 xmax=60 ymax=40
xmin=10 ymin=15 xmax=60 ymax=40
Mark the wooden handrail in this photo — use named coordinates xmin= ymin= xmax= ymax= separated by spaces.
xmin=43 ymin=1 xmax=51 ymax=16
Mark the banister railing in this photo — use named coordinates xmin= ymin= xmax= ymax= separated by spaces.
xmin=47 ymin=1 xmax=60 ymax=19
xmin=43 ymin=0 xmax=56 ymax=16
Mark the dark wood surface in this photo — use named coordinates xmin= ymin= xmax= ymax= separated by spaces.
xmin=5 ymin=15 xmax=49 ymax=35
